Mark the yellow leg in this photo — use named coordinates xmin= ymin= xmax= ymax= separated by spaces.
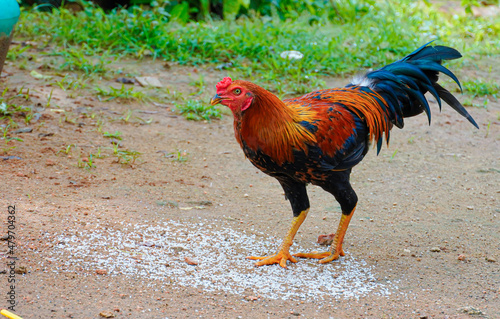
xmin=294 ymin=205 xmax=355 ymax=264
xmin=247 ymin=209 xmax=308 ymax=268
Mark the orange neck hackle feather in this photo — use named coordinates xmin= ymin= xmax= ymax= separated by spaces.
xmin=233 ymin=81 xmax=317 ymax=165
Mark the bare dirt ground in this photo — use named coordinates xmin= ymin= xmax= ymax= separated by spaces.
xmin=0 ymin=53 xmax=499 ymax=319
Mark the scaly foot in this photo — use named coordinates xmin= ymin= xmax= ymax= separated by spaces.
xmin=247 ymin=249 xmax=297 ymax=268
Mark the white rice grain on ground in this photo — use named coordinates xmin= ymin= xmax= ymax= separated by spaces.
xmin=46 ymin=219 xmax=395 ymax=301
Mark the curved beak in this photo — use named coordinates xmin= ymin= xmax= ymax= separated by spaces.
xmin=210 ymin=93 xmax=223 ymax=106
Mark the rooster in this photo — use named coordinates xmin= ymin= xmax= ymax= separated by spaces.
xmin=210 ymin=43 xmax=478 ymax=268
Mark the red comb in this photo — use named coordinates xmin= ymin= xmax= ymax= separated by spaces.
xmin=216 ymin=77 xmax=232 ymax=90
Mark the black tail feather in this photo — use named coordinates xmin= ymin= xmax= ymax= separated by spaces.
xmin=356 ymin=43 xmax=478 ymax=129
xmin=434 ymin=83 xmax=479 ymax=128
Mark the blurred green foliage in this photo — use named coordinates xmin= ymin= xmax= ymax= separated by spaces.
xmin=13 ymin=0 xmax=500 ymax=94
xmin=18 ymin=0 xmax=500 ymax=19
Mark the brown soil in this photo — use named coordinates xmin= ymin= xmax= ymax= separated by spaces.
xmin=0 ymin=52 xmax=499 ymax=319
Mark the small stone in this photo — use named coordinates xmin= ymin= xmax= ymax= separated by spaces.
xmin=243 ymin=194 xmax=249 ymax=198
xmin=0 ymin=156 xmax=22 ymax=160
xmin=184 ymin=257 xmax=198 ymax=265
xmin=430 ymin=247 xmax=441 ymax=252
xmin=467 ymin=206 xmax=474 ymax=210
xmin=96 ymin=269 xmax=107 ymax=275
xmin=99 ymin=311 xmax=115 ymax=318
xmin=12 ymin=127 xmax=33 ymax=134
xmin=15 ymin=266 xmax=27 ymax=274
xmin=46 ymin=159 xmax=56 ymax=166
xmin=458 ymin=306 xmax=484 ymax=315
xmin=245 ymin=296 xmax=258 ymax=301
xmin=485 ymin=256 xmax=496 ymax=263
xmin=317 ymin=233 xmax=335 ymax=246
xmin=458 ymin=254 xmax=466 ymax=261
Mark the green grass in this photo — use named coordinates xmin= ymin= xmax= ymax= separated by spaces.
xmin=14 ymin=1 xmax=499 ymax=94
xmin=165 ymin=149 xmax=188 ymax=162
xmin=462 ymin=79 xmax=500 ymax=99
xmin=175 ymin=100 xmax=222 ymax=121
xmin=113 ymin=146 xmax=142 ymax=165
xmin=95 ymin=85 xmax=146 ymax=101
xmin=51 ymin=48 xmax=114 ymax=75
xmin=103 ymin=131 xmax=123 ymax=140
xmin=1 ymin=124 xmax=24 ymax=154
xmin=52 ymin=74 xmax=89 ymax=92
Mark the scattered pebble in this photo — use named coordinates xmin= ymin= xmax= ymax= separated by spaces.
xmin=184 ymin=257 xmax=199 ymax=265
xmin=430 ymin=247 xmax=441 ymax=252
xmin=15 ymin=266 xmax=27 ymax=274
xmin=12 ymin=127 xmax=33 ymax=134
xmin=317 ymin=233 xmax=335 ymax=246
xmin=38 ymin=132 xmax=54 ymax=138
xmin=136 ymin=76 xmax=163 ymax=87
xmin=245 ymin=295 xmax=258 ymax=301
xmin=485 ymin=256 xmax=496 ymax=263
xmin=99 ymin=311 xmax=115 ymax=318
xmin=95 ymin=269 xmax=108 ymax=275
xmin=467 ymin=206 xmax=474 ymax=210
xmin=457 ymin=254 xmax=466 ymax=261
xmin=243 ymin=194 xmax=249 ymax=198
xmin=115 ymin=77 xmax=136 ymax=84
xmin=1 ymin=156 xmax=22 ymax=161
xmin=458 ymin=306 xmax=484 ymax=315
xmin=45 ymin=159 xmax=56 ymax=166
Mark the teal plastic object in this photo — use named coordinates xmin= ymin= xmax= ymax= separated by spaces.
xmin=0 ymin=0 xmax=21 ymax=36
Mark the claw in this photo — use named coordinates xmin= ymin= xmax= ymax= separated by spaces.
xmin=294 ymin=249 xmax=345 ymax=264
xmin=247 ymin=250 xmax=297 ymax=268
xmin=318 ymin=252 xmax=341 ymax=264
xmin=293 ymin=251 xmax=331 ymax=259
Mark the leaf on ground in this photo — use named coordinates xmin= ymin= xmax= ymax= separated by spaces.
xmin=30 ymin=70 xmax=52 ymax=80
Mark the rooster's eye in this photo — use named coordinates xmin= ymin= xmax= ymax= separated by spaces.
xmin=234 ymin=89 xmax=241 ymax=95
